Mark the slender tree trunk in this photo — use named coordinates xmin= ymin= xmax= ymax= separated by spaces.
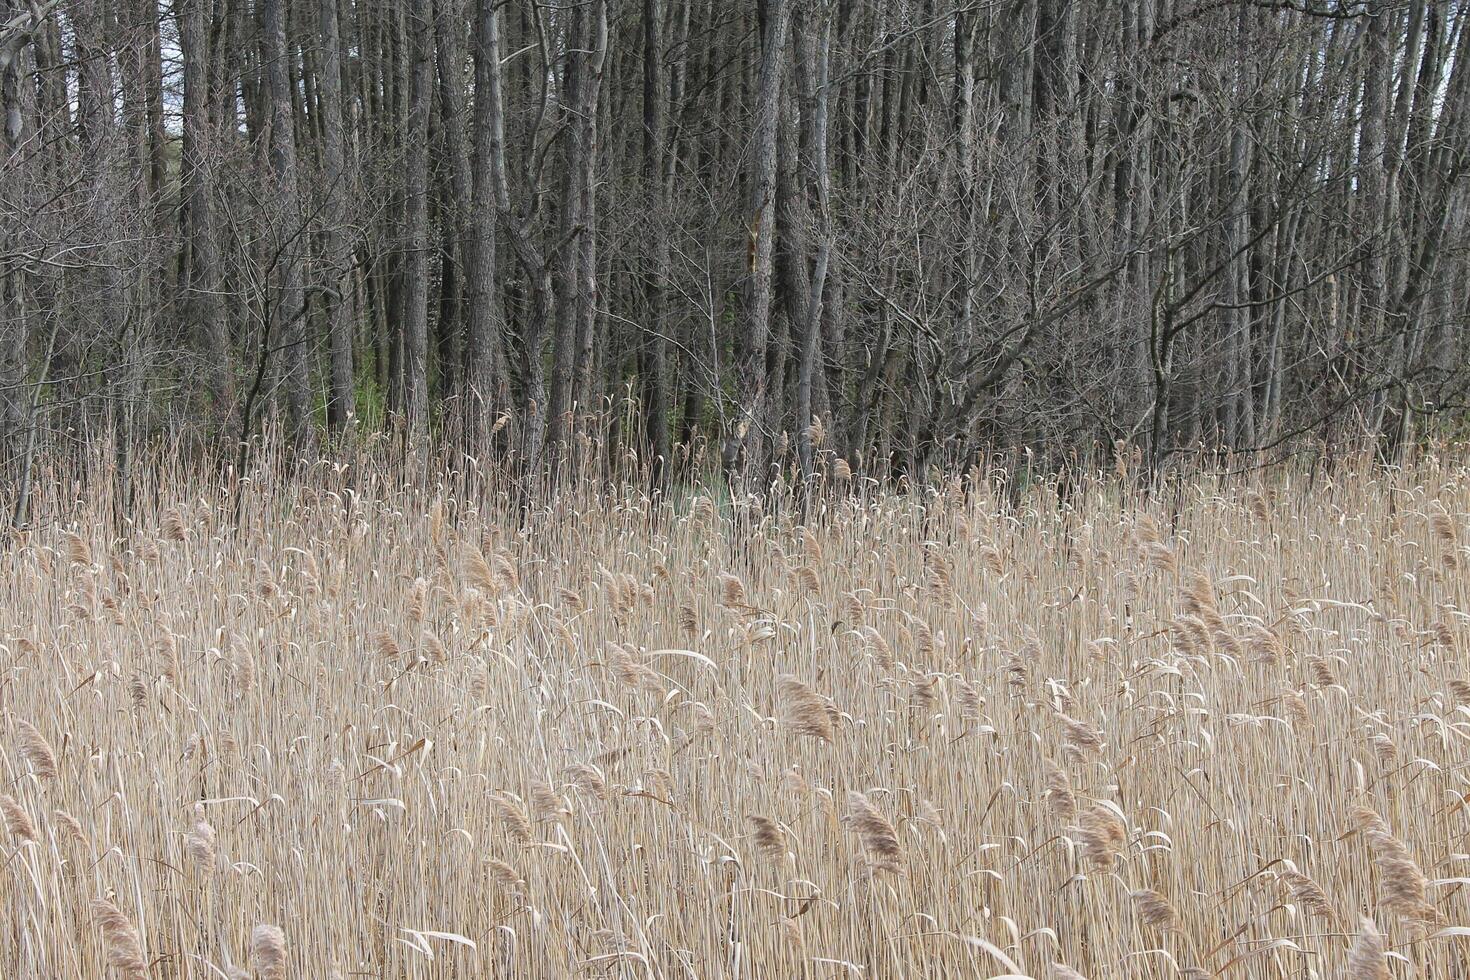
xmin=795 ymin=4 xmax=833 ymax=483
xmin=485 ymin=4 xmax=552 ymax=472
xmin=571 ymin=0 xmax=608 ymax=426
xmin=402 ymin=0 xmax=434 ymax=448
xmin=262 ymin=0 xmax=310 ymax=445
xmin=641 ymin=0 xmax=670 ymax=480
xmin=70 ymin=0 xmax=133 ymax=510
xmin=1113 ymin=0 xmax=1155 ymax=450
xmin=319 ymin=0 xmax=354 ymax=433
xmin=464 ymin=0 xmax=507 ymax=447
xmin=1358 ymin=0 xmax=1390 ymax=433
xmin=547 ymin=8 xmax=587 ymax=457
xmin=1222 ymin=1 xmax=1255 ymax=449
xmin=139 ymin=0 xmax=166 ymax=202
xmin=180 ymin=0 xmax=232 ymax=430
xmin=1 ymin=0 xmax=30 ymax=466
xmin=548 ymin=0 xmax=608 ymax=456
xmin=721 ymin=0 xmax=791 ymax=481
xmin=435 ymin=0 xmax=471 ymax=404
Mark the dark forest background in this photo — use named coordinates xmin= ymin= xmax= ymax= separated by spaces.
xmin=3 ymin=0 xmax=1470 ymax=512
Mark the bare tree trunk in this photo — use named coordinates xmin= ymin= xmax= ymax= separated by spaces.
xmin=548 ymin=0 xmax=608 ymax=456
xmin=952 ymin=6 xmax=979 ymax=355
xmin=319 ymin=0 xmax=355 ymax=434
xmin=71 ymin=0 xmax=111 ymax=157
xmin=1033 ymin=0 xmax=1077 ymax=260
xmin=721 ymin=0 xmax=791 ymax=482
xmin=179 ymin=0 xmax=231 ymax=430
xmin=69 ymin=0 xmax=134 ymax=513
xmin=382 ymin=10 xmax=408 ymax=416
xmin=116 ymin=0 xmax=161 ymax=519
xmin=7 ymin=319 xmax=57 ymax=529
xmin=1259 ymin=208 xmax=1301 ymax=440
xmin=0 ymin=265 xmax=26 ymax=476
xmin=1 ymin=0 xmax=29 ymax=468
xmin=1358 ymin=0 xmax=1391 ymax=434
xmin=1222 ymin=0 xmax=1255 ymax=449
xmin=486 ymin=5 xmax=553 ymax=472
xmin=571 ymin=1 xmax=608 ymax=428
xmin=640 ymin=0 xmax=670 ymax=480
xmin=1113 ymin=0 xmax=1155 ymax=451
xmin=773 ymin=34 xmax=810 ymax=460
xmin=547 ymin=10 xmax=586 ymax=458
xmin=137 ymin=0 xmax=165 ymax=203
xmin=402 ymin=0 xmax=434 ymax=448
xmin=434 ymin=0 xmax=471 ymax=404
xmin=262 ymin=0 xmax=310 ymax=445
xmin=795 ymin=3 xmax=833 ymax=483
xmin=464 ymin=0 xmax=507 ymax=446
xmin=0 ymin=0 xmax=22 ymax=146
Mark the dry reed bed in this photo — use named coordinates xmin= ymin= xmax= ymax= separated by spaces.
xmin=2 ymin=457 xmax=1469 ymax=977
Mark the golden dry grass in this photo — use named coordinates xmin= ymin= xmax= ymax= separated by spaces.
xmin=3 ymin=453 xmax=1470 ymax=977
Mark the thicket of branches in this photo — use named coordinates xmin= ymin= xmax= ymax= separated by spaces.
xmin=3 ymin=0 xmax=1469 ymax=509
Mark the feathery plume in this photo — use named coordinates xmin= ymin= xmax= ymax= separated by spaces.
xmin=777 ymin=674 xmax=834 ymax=742
xmin=16 ymin=720 xmax=57 ymax=779
xmin=953 ymin=677 xmax=983 ymax=723
xmin=1059 ymin=714 xmax=1104 ymax=755
xmin=491 ymin=792 xmax=533 ymax=844
xmin=230 ymin=639 xmax=256 ymax=696
xmin=466 ymin=548 xmax=498 ymax=594
xmin=1281 ymin=870 xmax=1334 ymax=922
xmin=563 ymin=763 xmax=608 ymax=800
xmin=748 ymin=815 xmax=785 ymax=861
xmin=1 ymin=794 xmax=37 ymax=842
xmin=250 ymin=923 xmax=287 ymax=980
xmin=486 ymin=857 xmax=524 ymax=891
xmin=64 ymin=531 xmax=93 ymax=568
xmin=529 ymin=779 xmax=567 ymax=819
xmin=1078 ymin=803 xmax=1126 ymax=871
xmin=1346 ymin=916 xmax=1389 ymax=980
xmin=53 ymin=809 xmax=86 ymax=846
xmin=677 ymin=603 xmax=698 ymax=637
xmin=1351 ymin=805 xmax=1437 ymax=930
xmin=801 ymin=527 xmax=823 ymax=563
xmin=717 ymin=573 xmax=747 ymax=609
xmin=608 ymin=643 xmax=660 ymax=691
xmin=1129 ymin=889 xmax=1179 ymax=930
xmin=1044 ymin=762 xmax=1076 ymax=822
xmin=185 ymin=817 xmax=217 ymax=875
xmin=160 ymin=507 xmax=187 ymax=542
xmin=91 ymin=899 xmax=147 ymax=979
xmin=845 ymin=791 xmax=900 ymax=873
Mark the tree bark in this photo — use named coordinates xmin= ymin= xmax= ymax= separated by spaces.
xmin=179 ymin=0 xmax=232 ymax=430
xmin=434 ymin=0 xmax=471 ymax=404
xmin=464 ymin=0 xmax=507 ymax=447
xmin=721 ymin=0 xmax=791 ymax=482
xmin=262 ymin=0 xmax=311 ymax=444
xmin=795 ymin=4 xmax=833 ymax=483
xmin=1 ymin=0 xmax=30 ymax=466
xmin=1222 ymin=0 xmax=1255 ymax=449
xmin=548 ymin=0 xmax=608 ymax=457
xmin=318 ymin=0 xmax=354 ymax=434
xmin=641 ymin=0 xmax=670 ymax=480
xmin=402 ymin=0 xmax=434 ymax=448
xmin=571 ymin=0 xmax=609 ymax=428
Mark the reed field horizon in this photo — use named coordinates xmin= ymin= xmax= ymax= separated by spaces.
xmin=3 ymin=439 xmax=1469 ymax=977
